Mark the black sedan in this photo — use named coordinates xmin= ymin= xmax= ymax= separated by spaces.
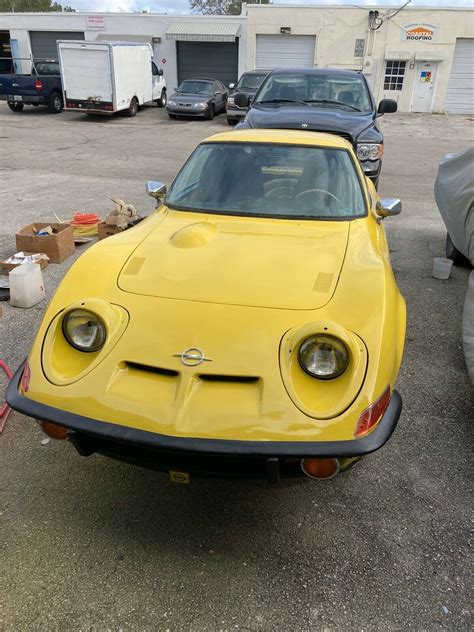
xmin=166 ymin=78 xmax=228 ymax=120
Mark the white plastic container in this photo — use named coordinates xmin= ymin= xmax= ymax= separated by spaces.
xmin=432 ymin=257 xmax=453 ymax=280
xmin=9 ymin=263 xmax=45 ymax=308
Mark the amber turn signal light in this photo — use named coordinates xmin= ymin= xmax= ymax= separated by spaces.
xmin=40 ymin=421 xmax=69 ymax=440
xmin=301 ymin=457 xmax=340 ymax=479
xmin=355 ymin=386 xmax=391 ymax=438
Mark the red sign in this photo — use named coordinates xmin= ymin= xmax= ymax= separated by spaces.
xmin=162 ymin=58 xmax=167 ymax=64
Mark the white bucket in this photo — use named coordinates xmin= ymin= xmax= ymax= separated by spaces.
xmin=9 ymin=263 xmax=45 ymax=308
xmin=432 ymin=257 xmax=453 ymax=280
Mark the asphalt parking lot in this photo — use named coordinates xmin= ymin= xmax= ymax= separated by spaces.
xmin=0 ymin=103 xmax=473 ymax=631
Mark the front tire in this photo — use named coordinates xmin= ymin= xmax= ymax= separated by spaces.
xmin=126 ymin=97 xmax=138 ymax=117
xmin=168 ymin=112 xmax=177 ymax=119
xmin=226 ymin=117 xmax=237 ymax=126
xmin=8 ymin=101 xmax=24 ymax=112
xmin=157 ymin=89 xmax=167 ymax=108
xmin=206 ymin=104 xmax=215 ymax=120
xmin=446 ymin=233 xmax=470 ymax=266
xmin=47 ymin=92 xmax=63 ymax=114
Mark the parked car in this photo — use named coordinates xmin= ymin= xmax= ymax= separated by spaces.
xmin=0 ymin=58 xmax=63 ymax=114
xmin=167 ymin=78 xmax=228 ymax=120
xmin=58 ymin=40 xmax=167 ymax=116
xmin=226 ymin=69 xmax=270 ymax=125
xmin=434 ymin=146 xmax=474 ymax=267
xmin=7 ymin=129 xmax=406 ymax=483
xmin=235 ymin=68 xmax=397 ymax=188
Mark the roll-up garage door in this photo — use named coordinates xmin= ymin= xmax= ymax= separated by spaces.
xmin=30 ymin=31 xmax=84 ymax=61
xmin=256 ymin=35 xmax=315 ymax=70
xmin=177 ymin=41 xmax=238 ymax=86
xmin=445 ymin=39 xmax=474 ymax=114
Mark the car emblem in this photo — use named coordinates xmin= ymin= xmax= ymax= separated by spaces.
xmin=301 ymin=123 xmax=308 ymax=128
xmin=173 ymin=347 xmax=213 ymax=367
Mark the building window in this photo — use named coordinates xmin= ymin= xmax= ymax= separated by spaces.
xmin=354 ymin=39 xmax=365 ymax=57
xmin=384 ymin=60 xmax=406 ymax=91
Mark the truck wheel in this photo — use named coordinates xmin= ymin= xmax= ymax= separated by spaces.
xmin=226 ymin=117 xmax=237 ymax=126
xmin=126 ymin=97 xmax=138 ymax=117
xmin=48 ymin=93 xmax=63 ymax=114
xmin=8 ymin=101 xmax=24 ymax=112
xmin=157 ymin=90 xmax=167 ymax=108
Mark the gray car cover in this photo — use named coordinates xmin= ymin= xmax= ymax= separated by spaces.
xmin=434 ymin=146 xmax=474 ymax=265
xmin=435 ymin=146 xmax=474 ymax=384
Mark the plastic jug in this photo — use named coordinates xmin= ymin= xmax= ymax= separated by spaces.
xmin=9 ymin=263 xmax=45 ymax=308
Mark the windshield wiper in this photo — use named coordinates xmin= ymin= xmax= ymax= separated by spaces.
xmin=305 ymin=99 xmax=362 ymax=112
xmin=258 ymin=98 xmax=312 ymax=107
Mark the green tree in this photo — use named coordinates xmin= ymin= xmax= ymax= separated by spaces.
xmin=0 ymin=0 xmax=75 ymax=11
xmin=190 ymin=0 xmax=270 ymax=16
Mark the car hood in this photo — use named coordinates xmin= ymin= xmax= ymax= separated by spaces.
xmin=118 ymin=208 xmax=349 ymax=310
xmin=245 ymin=105 xmax=379 ymax=144
xmin=171 ymin=94 xmax=210 ymax=103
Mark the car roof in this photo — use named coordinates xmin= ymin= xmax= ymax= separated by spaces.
xmin=182 ymin=77 xmax=217 ymax=83
xmin=243 ymin=70 xmax=271 ymax=75
xmin=202 ymin=128 xmax=352 ymax=150
xmin=269 ymin=67 xmax=363 ymax=80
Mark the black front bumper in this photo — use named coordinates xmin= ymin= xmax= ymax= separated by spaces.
xmin=7 ymin=361 xmax=402 ymax=479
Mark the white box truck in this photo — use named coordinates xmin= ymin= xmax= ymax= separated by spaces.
xmin=58 ymin=40 xmax=167 ymax=116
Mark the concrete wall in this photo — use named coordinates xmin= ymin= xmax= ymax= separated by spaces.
xmin=0 ymin=12 xmax=246 ymax=93
xmin=246 ymin=4 xmax=474 ymax=112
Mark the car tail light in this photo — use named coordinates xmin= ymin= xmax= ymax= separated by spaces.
xmin=104 ymin=104 xmax=113 ymax=111
xmin=301 ymin=457 xmax=340 ymax=479
xmin=40 ymin=421 xmax=68 ymax=440
xmin=355 ymin=386 xmax=391 ymax=438
xmin=34 ymin=79 xmax=43 ymax=91
xmin=20 ymin=361 xmax=31 ymax=392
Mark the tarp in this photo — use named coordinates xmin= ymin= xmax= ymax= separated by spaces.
xmin=434 ymin=146 xmax=474 ymax=265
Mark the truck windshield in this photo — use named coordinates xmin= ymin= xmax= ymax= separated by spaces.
xmin=236 ymin=73 xmax=268 ymax=90
xmin=178 ymin=80 xmax=213 ymax=96
xmin=166 ymin=142 xmax=366 ymax=219
xmin=256 ymin=73 xmax=372 ymax=113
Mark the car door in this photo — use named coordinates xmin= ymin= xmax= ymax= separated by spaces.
xmin=151 ymin=62 xmax=162 ymax=100
xmin=213 ymin=81 xmax=225 ymax=111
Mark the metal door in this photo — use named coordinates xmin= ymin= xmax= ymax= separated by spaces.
xmin=411 ymin=61 xmax=437 ymax=113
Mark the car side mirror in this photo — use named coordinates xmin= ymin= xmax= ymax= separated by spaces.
xmin=158 ymin=68 xmax=163 ymax=76
xmin=234 ymin=92 xmax=250 ymax=108
xmin=146 ymin=181 xmax=167 ymax=199
xmin=229 ymin=83 xmax=235 ymax=89
xmin=377 ymin=98 xmax=397 ymax=115
xmin=376 ymin=198 xmax=401 ymax=220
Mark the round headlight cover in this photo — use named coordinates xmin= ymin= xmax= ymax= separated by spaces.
xmin=62 ymin=309 xmax=106 ymax=352
xmin=298 ymin=334 xmax=349 ymax=379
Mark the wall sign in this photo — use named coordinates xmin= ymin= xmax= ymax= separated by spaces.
xmin=401 ymin=23 xmax=438 ymax=43
xmin=86 ymin=15 xmax=106 ymax=31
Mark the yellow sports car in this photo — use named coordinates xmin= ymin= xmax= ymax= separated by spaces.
xmin=7 ymin=129 xmax=406 ymax=482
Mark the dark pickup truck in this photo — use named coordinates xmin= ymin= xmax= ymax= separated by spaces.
xmin=0 ymin=59 xmax=63 ymax=114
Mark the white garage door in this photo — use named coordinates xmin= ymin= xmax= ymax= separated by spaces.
xmin=445 ymin=38 xmax=474 ymax=114
xmin=256 ymin=35 xmax=315 ymax=70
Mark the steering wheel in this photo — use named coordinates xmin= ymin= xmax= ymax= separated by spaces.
xmin=294 ymin=188 xmax=343 ymax=206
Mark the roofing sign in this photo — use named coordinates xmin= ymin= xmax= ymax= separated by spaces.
xmin=402 ymin=23 xmax=438 ymax=42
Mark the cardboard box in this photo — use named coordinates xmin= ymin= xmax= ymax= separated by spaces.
xmin=1 ymin=252 xmax=48 ymax=275
xmin=15 ymin=223 xmax=75 ymax=264
xmin=98 ymin=222 xmax=121 ymax=240
xmin=105 ymin=213 xmax=119 ymax=226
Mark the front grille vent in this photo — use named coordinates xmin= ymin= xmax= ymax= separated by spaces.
xmin=125 ymin=362 xmax=179 ymax=377
xmin=199 ymin=374 xmax=259 ymax=383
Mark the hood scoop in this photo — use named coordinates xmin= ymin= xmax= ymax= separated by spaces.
xmin=171 ymin=221 xmax=218 ymax=249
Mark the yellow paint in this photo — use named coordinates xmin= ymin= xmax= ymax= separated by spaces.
xmin=22 ymin=129 xmax=406 ymax=444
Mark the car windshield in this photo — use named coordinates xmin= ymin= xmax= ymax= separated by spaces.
xmin=236 ymin=73 xmax=268 ymax=90
xmin=166 ymin=142 xmax=366 ymax=219
xmin=255 ymin=73 xmax=372 ymax=112
xmin=178 ymin=80 xmax=213 ymax=96
xmin=34 ymin=61 xmax=60 ymax=75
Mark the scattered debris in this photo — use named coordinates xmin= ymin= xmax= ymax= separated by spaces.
xmin=40 ymin=438 xmax=50 ymax=446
